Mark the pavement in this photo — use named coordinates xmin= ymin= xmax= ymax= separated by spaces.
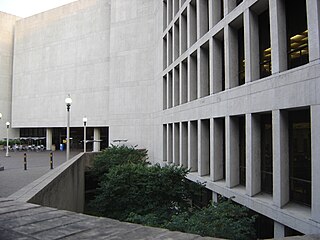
xmin=0 ymin=150 xmax=80 ymax=198
xmin=0 ymin=199 xmax=217 ymax=240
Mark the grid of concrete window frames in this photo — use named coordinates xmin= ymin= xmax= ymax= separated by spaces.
xmin=162 ymin=0 xmax=320 ymax=235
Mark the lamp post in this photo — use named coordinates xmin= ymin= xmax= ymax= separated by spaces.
xmin=83 ymin=116 xmax=87 ymax=153
xmin=65 ymin=95 xmax=72 ymax=161
xmin=6 ymin=122 xmax=10 ymax=157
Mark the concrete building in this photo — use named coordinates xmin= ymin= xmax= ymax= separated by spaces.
xmin=0 ymin=0 xmax=320 ymax=238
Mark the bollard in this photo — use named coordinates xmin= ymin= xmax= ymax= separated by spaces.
xmin=50 ymin=152 xmax=53 ymax=169
xmin=24 ymin=153 xmax=27 ymax=170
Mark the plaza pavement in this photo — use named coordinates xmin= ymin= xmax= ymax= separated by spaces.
xmin=0 ymin=150 xmax=81 ymax=198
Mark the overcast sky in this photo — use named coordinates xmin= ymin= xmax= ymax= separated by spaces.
xmin=0 ymin=0 xmax=78 ymax=17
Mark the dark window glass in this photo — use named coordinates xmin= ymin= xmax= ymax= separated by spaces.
xmin=285 ymin=226 xmax=304 ymax=237
xmin=238 ymin=27 xmax=245 ymax=85
xmin=239 ymin=116 xmax=246 ymax=186
xmin=255 ymin=214 xmax=274 ymax=239
xmin=289 ymin=109 xmax=311 ymax=206
xmin=286 ymin=0 xmax=309 ymax=69
xmin=261 ymin=114 xmax=273 ymax=194
xmin=259 ymin=10 xmax=271 ymax=78
xmin=221 ymin=118 xmax=226 ymax=179
xmin=236 ymin=0 xmax=243 ymax=6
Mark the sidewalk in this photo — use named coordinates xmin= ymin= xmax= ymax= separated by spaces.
xmin=0 ymin=150 xmax=80 ymax=198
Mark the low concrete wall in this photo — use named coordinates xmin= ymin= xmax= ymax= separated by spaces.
xmin=9 ymin=152 xmax=97 ymax=213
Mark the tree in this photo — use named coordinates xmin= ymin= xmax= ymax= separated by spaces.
xmin=89 ymin=163 xmax=201 ymax=223
xmin=165 ymin=200 xmax=256 ymax=240
xmin=90 ymin=145 xmax=148 ymax=181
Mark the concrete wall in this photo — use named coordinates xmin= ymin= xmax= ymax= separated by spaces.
xmin=8 ymin=153 xmax=95 ymax=213
xmin=12 ymin=0 xmax=111 ymax=128
xmin=11 ymin=0 xmax=162 ymax=162
xmin=107 ymin=0 xmax=159 ymax=160
xmin=0 ymin=12 xmax=20 ymax=139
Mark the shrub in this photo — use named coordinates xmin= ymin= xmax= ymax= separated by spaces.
xmin=165 ymin=200 xmax=257 ymax=240
xmin=89 ymin=163 xmax=202 ymax=222
xmin=90 ymin=145 xmax=148 ymax=181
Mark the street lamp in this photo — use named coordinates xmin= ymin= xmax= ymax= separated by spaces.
xmin=83 ymin=116 xmax=87 ymax=153
xmin=65 ymin=95 xmax=72 ymax=161
xmin=6 ymin=122 xmax=10 ymax=157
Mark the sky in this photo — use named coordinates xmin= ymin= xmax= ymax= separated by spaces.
xmin=0 ymin=0 xmax=78 ymax=18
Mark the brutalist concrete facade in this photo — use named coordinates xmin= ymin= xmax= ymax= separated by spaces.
xmin=0 ymin=0 xmax=320 ymax=237
xmin=161 ymin=0 xmax=320 ymax=237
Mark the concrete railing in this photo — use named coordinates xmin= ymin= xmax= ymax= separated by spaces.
xmin=9 ymin=152 xmax=97 ymax=213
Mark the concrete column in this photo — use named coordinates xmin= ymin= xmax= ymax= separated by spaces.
xmin=168 ymin=72 xmax=173 ymax=108
xmin=246 ymin=114 xmax=261 ymax=197
xmin=93 ymin=128 xmax=101 ymax=152
xmin=208 ymin=0 xmax=214 ymax=29
xmin=211 ymin=0 xmax=222 ymax=27
xmin=199 ymin=119 xmax=210 ymax=176
xmin=269 ymin=0 xmax=287 ymax=73
xmin=212 ymin=118 xmax=225 ymax=181
xmin=188 ymin=121 xmax=198 ymax=172
xmin=163 ymin=124 xmax=168 ymax=161
xmin=224 ymin=25 xmax=238 ymax=89
xmin=224 ymin=0 xmax=236 ymax=16
xmin=180 ymin=10 xmax=187 ymax=54
xmin=173 ymin=66 xmax=179 ymax=106
xmin=311 ymin=105 xmax=320 ymax=222
xmin=180 ymin=122 xmax=188 ymax=167
xmin=244 ymin=8 xmax=259 ymax=83
xmin=212 ymin=191 xmax=219 ymax=203
xmin=173 ymin=20 xmax=179 ymax=61
xmin=173 ymin=123 xmax=180 ymax=166
xmin=189 ymin=52 xmax=197 ymax=101
xmin=272 ymin=110 xmax=289 ymax=208
xmin=188 ymin=1 xmax=197 ymax=47
xmin=307 ymin=0 xmax=320 ymax=62
xmin=226 ymin=116 xmax=239 ymax=188
xmin=274 ymin=221 xmax=285 ymax=238
xmin=198 ymin=44 xmax=209 ymax=98
xmin=167 ymin=0 xmax=172 ymax=24
xmin=197 ymin=0 xmax=209 ymax=39
xmin=168 ymin=123 xmax=173 ymax=163
xmin=180 ymin=60 xmax=188 ymax=104
xmin=169 ymin=29 xmax=173 ymax=66
xmin=210 ymin=118 xmax=214 ymax=180
xmin=46 ymin=128 xmax=53 ymax=151
xmin=212 ymin=37 xmax=224 ymax=93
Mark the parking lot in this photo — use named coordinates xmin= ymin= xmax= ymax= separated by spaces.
xmin=0 ymin=150 xmax=80 ymax=198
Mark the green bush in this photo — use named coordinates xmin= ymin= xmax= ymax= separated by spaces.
xmin=164 ymin=200 xmax=257 ymax=240
xmin=87 ymin=145 xmax=257 ymax=239
xmin=89 ymin=163 xmax=200 ymax=222
xmin=90 ymin=145 xmax=149 ymax=180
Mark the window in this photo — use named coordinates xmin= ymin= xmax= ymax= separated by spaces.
xmin=289 ymin=109 xmax=311 ymax=206
xmin=261 ymin=114 xmax=273 ymax=194
xmin=259 ymin=10 xmax=271 ymax=78
xmin=286 ymin=0 xmax=309 ymax=69
xmin=239 ymin=116 xmax=246 ymax=186
xmin=238 ymin=27 xmax=245 ymax=85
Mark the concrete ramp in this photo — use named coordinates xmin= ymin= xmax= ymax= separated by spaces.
xmin=0 ymin=198 xmax=216 ymax=240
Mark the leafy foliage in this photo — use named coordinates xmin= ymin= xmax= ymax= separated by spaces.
xmin=164 ymin=200 xmax=257 ymax=240
xmin=90 ymin=145 xmax=148 ymax=181
xmin=88 ymin=145 xmax=257 ymax=239
xmin=90 ymin=163 xmax=201 ymax=223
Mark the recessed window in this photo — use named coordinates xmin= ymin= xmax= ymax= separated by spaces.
xmin=261 ymin=114 xmax=273 ymax=194
xmin=259 ymin=10 xmax=271 ymax=78
xmin=289 ymin=109 xmax=311 ymax=206
xmin=238 ymin=27 xmax=245 ymax=85
xmin=286 ymin=0 xmax=309 ymax=69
